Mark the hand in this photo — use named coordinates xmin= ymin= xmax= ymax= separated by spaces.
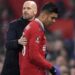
xmin=49 ymin=66 xmax=56 ymax=75
xmin=18 ymin=35 xmax=27 ymax=46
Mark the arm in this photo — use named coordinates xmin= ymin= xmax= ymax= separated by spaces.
xmin=6 ymin=22 xmax=22 ymax=51
xmin=28 ymin=32 xmax=53 ymax=70
xmin=28 ymin=31 xmax=57 ymax=75
xmin=23 ymin=26 xmax=53 ymax=70
xmin=23 ymin=24 xmax=56 ymax=75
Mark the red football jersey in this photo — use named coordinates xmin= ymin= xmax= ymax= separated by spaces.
xmin=19 ymin=19 xmax=53 ymax=75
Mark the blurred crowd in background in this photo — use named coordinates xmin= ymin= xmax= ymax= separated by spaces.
xmin=0 ymin=0 xmax=75 ymax=75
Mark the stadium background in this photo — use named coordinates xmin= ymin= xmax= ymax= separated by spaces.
xmin=0 ymin=0 xmax=75 ymax=75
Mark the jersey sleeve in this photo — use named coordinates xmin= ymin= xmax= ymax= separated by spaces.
xmin=28 ymin=28 xmax=53 ymax=70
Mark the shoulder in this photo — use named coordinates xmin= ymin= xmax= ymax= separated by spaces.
xmin=8 ymin=18 xmax=22 ymax=28
xmin=30 ymin=20 xmax=40 ymax=30
xmin=27 ymin=21 xmax=41 ymax=34
xmin=8 ymin=19 xmax=18 ymax=30
xmin=9 ymin=18 xmax=20 ymax=25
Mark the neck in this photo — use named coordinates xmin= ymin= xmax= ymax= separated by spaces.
xmin=37 ymin=12 xmax=47 ymax=26
xmin=37 ymin=16 xmax=44 ymax=25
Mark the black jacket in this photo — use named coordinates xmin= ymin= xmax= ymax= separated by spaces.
xmin=1 ymin=17 xmax=30 ymax=75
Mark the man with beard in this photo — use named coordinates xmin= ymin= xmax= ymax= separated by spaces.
xmin=1 ymin=1 xmax=37 ymax=75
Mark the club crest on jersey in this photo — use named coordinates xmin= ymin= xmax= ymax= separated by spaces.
xmin=35 ymin=36 xmax=40 ymax=44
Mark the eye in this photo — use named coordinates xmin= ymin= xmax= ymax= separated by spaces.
xmin=27 ymin=7 xmax=31 ymax=10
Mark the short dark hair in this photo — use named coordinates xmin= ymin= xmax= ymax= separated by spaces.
xmin=41 ymin=2 xmax=58 ymax=14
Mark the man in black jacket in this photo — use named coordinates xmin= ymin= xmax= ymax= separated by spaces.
xmin=1 ymin=1 xmax=37 ymax=75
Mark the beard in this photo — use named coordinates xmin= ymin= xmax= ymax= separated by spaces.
xmin=23 ymin=14 xmax=34 ymax=20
